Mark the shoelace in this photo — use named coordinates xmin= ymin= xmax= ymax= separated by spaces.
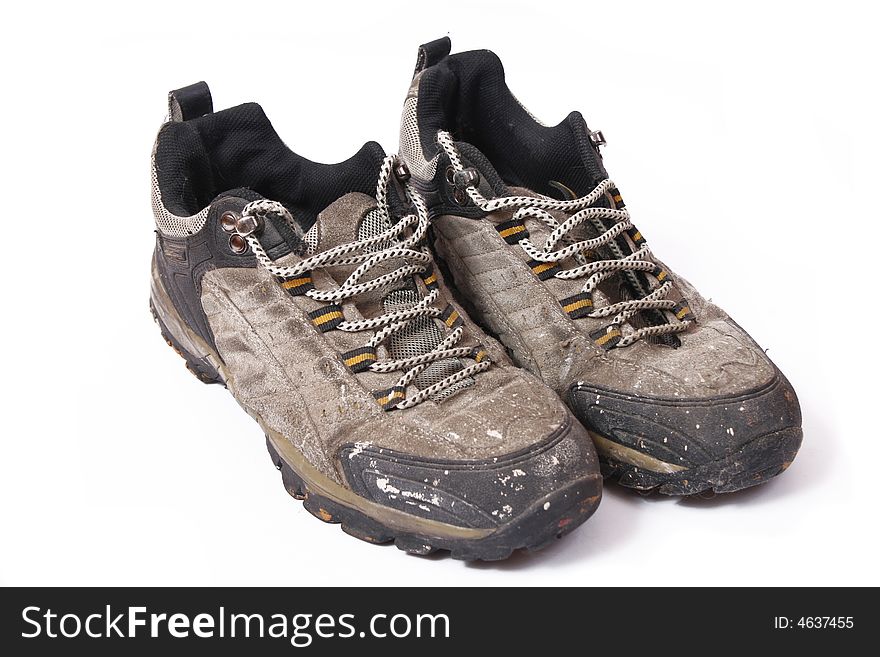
xmin=239 ymin=156 xmax=491 ymax=410
xmin=437 ymin=131 xmax=693 ymax=348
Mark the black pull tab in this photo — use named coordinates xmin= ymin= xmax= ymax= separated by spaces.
xmin=413 ymin=37 xmax=452 ymax=77
xmin=167 ymin=81 xmax=213 ymax=122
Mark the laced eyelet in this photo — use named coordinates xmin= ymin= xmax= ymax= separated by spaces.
xmin=453 ymin=168 xmax=480 ymax=189
xmin=447 ymin=167 xmax=479 ymax=206
xmin=234 ymin=214 xmax=263 ymax=237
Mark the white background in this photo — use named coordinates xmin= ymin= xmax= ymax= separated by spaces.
xmin=2 ymin=0 xmax=878 ymax=586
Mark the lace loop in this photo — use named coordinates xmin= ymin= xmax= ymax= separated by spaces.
xmin=437 ymin=131 xmax=694 ymax=348
xmin=240 ymin=156 xmax=491 ymax=409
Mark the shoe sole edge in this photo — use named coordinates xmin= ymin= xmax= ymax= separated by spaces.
xmin=593 ymin=426 xmax=803 ymax=495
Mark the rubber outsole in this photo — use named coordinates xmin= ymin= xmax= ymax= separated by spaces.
xmin=149 ymin=299 xmax=601 ymax=560
xmin=596 ymin=427 xmax=803 ymax=496
xmin=267 ymin=438 xmax=601 ymax=560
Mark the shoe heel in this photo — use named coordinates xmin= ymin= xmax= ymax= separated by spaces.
xmin=149 ymin=257 xmax=224 ymax=385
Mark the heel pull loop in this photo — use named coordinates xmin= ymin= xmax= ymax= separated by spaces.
xmin=167 ymin=81 xmax=213 ymax=122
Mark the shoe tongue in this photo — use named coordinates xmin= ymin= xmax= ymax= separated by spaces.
xmin=312 ymin=192 xmax=381 ymax=253
xmin=311 ymin=189 xmax=469 ymax=396
xmin=308 ymin=191 xmax=409 ymax=291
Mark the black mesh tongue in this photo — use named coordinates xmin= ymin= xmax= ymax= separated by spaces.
xmin=451 ymin=110 xmax=608 ymax=203
xmin=499 ymin=111 xmax=609 ymax=201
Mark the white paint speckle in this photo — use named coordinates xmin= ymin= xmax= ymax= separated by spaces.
xmin=512 ymin=469 xmax=526 ymax=477
xmin=400 ymin=489 xmax=441 ymax=506
xmin=375 ymin=477 xmax=400 ymax=495
xmin=543 ymin=502 xmax=551 ymax=511
xmin=347 ymin=441 xmax=372 ymax=459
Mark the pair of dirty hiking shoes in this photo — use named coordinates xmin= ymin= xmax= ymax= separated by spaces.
xmin=150 ymin=38 xmax=802 ymax=561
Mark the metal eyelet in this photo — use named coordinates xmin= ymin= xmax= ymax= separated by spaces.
xmin=228 ymin=233 xmax=248 ymax=254
xmin=453 ymin=168 xmax=480 ymax=189
xmin=220 ymin=211 xmax=238 ymax=232
xmin=448 ymin=167 xmax=479 ymax=206
xmin=393 ymin=161 xmax=411 ymax=182
xmin=234 ymin=214 xmax=263 ymax=237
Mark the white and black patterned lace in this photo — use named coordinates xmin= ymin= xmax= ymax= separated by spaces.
xmin=239 ymin=156 xmax=491 ymax=409
xmin=437 ymin=130 xmax=693 ymax=348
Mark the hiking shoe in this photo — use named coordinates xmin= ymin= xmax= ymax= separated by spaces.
xmin=397 ymin=39 xmax=802 ymax=495
xmin=149 ymin=82 xmax=601 ymax=559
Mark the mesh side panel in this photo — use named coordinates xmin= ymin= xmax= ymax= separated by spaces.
xmin=151 ymin=160 xmax=210 ymax=237
xmin=301 ymin=222 xmax=319 ymax=256
xmin=422 ymin=362 xmax=474 ymax=403
xmin=385 ymin=289 xmax=443 ymax=360
xmin=400 ymin=96 xmax=438 ymax=181
xmin=358 ymin=208 xmax=392 ymax=252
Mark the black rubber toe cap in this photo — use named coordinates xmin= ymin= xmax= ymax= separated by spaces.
xmin=568 ymin=369 xmax=802 ymax=469
xmin=338 ymin=418 xmax=600 ymax=529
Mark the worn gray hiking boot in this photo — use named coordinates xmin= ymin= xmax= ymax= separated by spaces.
xmin=397 ymin=39 xmax=802 ymax=495
xmin=149 ymin=82 xmax=601 ymax=559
